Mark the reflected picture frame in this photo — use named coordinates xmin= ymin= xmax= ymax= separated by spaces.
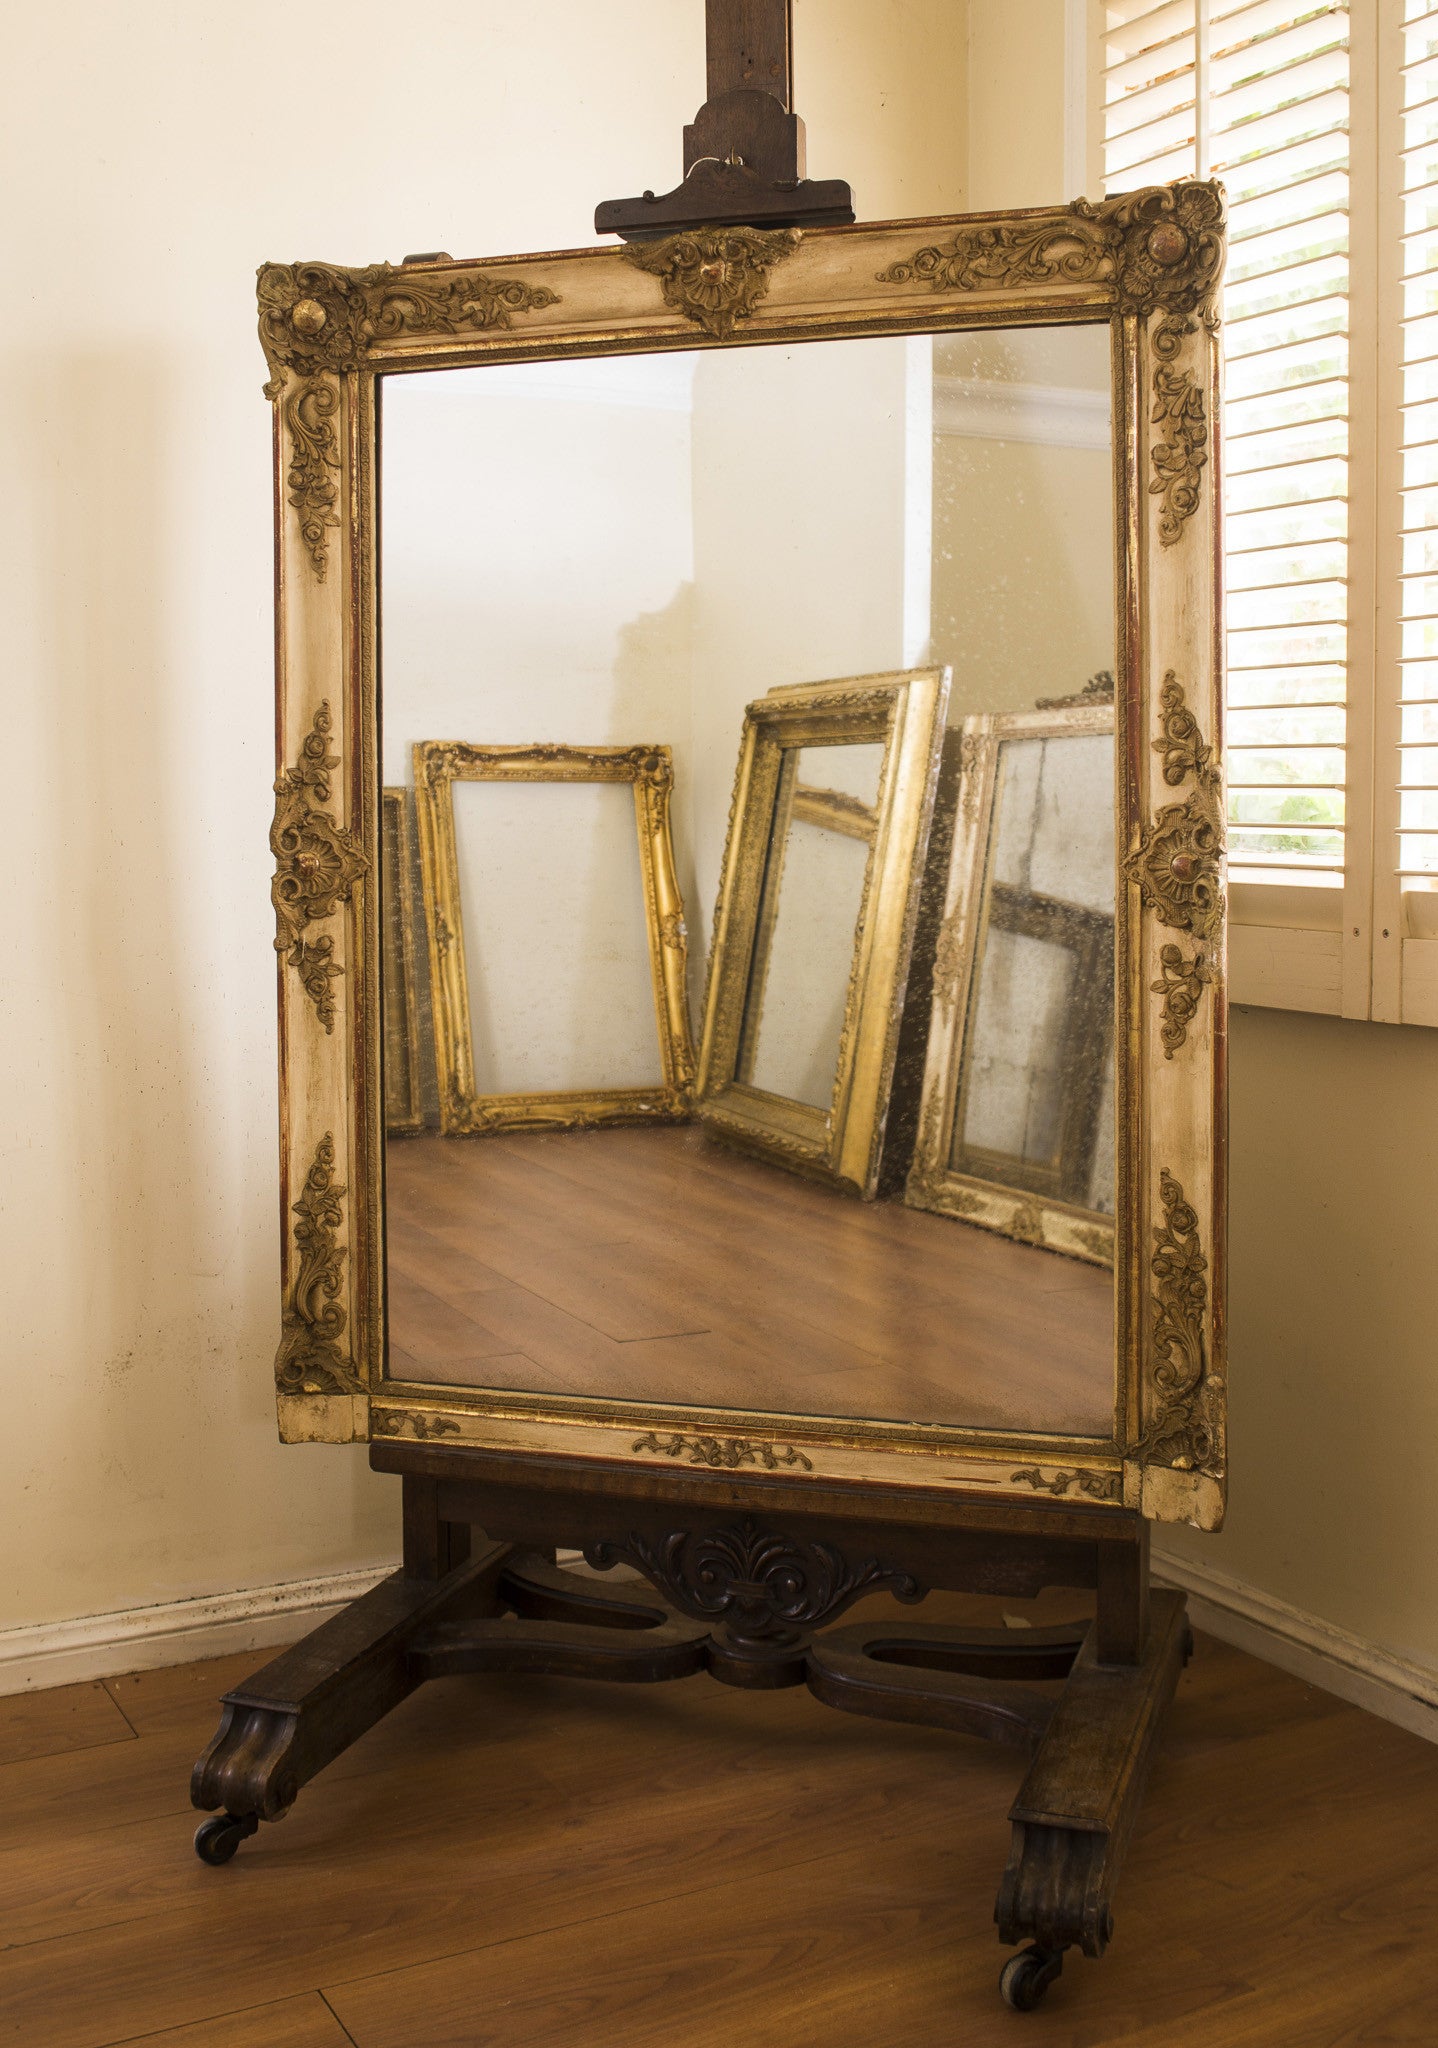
xmin=697 ymin=668 xmax=950 ymax=1196
xmin=261 ymin=187 xmax=1228 ymax=1529
xmin=411 ymin=741 xmax=695 ymax=1135
xmin=906 ymin=704 xmax=1117 ymax=1267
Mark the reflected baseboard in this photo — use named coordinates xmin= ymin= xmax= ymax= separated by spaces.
xmin=1153 ymin=1547 xmax=1438 ymax=1745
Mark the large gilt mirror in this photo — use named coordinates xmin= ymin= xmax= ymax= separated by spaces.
xmin=264 ymin=191 xmax=1226 ymax=1529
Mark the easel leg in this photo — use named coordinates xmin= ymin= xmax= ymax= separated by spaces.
xmin=994 ymin=1585 xmax=1191 ymax=1994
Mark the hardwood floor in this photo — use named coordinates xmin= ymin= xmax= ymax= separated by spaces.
xmin=4 ymin=1586 xmax=1433 ymax=2047
xmin=386 ymin=1125 xmax=1115 ymax=1436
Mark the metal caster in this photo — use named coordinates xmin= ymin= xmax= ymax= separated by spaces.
xmin=1000 ymin=1944 xmax=1065 ymax=2011
xmin=193 ymin=1812 xmax=260 ymax=1865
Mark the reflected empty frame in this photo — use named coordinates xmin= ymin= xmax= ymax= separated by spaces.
xmin=412 ymin=741 xmax=695 ymax=1133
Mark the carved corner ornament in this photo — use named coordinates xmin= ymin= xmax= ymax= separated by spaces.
xmin=622 ymin=226 xmax=802 ymax=340
xmin=1135 ymin=1170 xmax=1222 ymax=1478
xmin=274 ymin=1134 xmax=359 ymax=1397
xmin=271 ymin=702 xmax=368 ymax=1032
xmin=1127 ymin=672 xmax=1223 ymax=1054
xmin=257 ymin=260 xmax=560 ymax=579
xmin=878 ymin=181 xmax=1220 ymax=543
xmin=631 ymin=1430 xmax=814 ymax=1473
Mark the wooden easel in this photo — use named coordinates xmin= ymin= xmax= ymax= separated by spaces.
xmin=195 ymin=1448 xmax=1189 ymax=2010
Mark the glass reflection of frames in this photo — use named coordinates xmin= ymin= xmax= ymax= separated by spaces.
xmin=696 ymin=667 xmax=950 ymax=1198
xmin=411 ymin=741 xmax=695 ymax=1137
xmin=907 ymin=703 xmax=1116 ymax=1268
xmin=381 ymin=788 xmax=425 ymax=1136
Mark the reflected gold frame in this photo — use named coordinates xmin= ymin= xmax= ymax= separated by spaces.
xmin=260 ymin=185 xmax=1228 ymax=1531
xmin=410 ymin=741 xmax=694 ymax=1135
xmin=907 ymin=704 xmax=1117 ymax=1267
xmin=380 ymin=788 xmax=425 ymax=1134
xmin=697 ymin=669 xmax=950 ymax=1197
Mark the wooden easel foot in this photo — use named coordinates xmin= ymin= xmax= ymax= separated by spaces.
xmin=190 ymin=1541 xmax=512 ymax=1852
xmin=995 ymin=1588 xmax=1191 ymax=1961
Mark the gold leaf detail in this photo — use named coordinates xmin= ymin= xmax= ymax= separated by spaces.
xmin=1136 ymin=1169 xmax=1222 ymax=1476
xmin=257 ymin=260 xmax=559 ymax=389
xmin=282 ymin=378 xmax=341 ymax=580
xmin=879 ymin=179 xmax=1224 ymax=324
xmin=374 ymin=1410 xmax=461 ymax=1441
xmin=632 ymin=1431 xmax=814 ymax=1473
xmin=1010 ymin=1466 xmax=1122 ymax=1504
xmin=1152 ymin=943 xmax=1214 ymax=1058
xmin=271 ymin=702 xmax=369 ymax=1032
xmin=275 ymin=1134 xmax=358 ymax=1396
xmin=623 ymin=227 xmax=801 ymax=340
xmin=1150 ymin=317 xmax=1208 ymax=545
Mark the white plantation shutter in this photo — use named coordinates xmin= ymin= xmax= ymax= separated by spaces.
xmin=1105 ymin=2 xmax=1353 ymax=889
xmin=1399 ymin=2 xmax=1438 ymax=893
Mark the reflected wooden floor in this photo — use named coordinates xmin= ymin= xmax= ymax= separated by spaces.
xmin=385 ymin=1124 xmax=1114 ymax=1436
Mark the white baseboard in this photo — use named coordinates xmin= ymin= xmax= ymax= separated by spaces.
xmin=1153 ymin=1548 xmax=1438 ymax=1745
xmin=0 ymin=1562 xmax=400 ymax=1698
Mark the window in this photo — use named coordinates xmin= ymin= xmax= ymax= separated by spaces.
xmin=1102 ymin=2 xmax=1438 ymax=1022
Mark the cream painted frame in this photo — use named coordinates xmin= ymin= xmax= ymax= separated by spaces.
xmin=696 ymin=668 xmax=950 ymax=1197
xmin=261 ymin=184 xmax=1228 ymax=1531
xmin=410 ymin=741 xmax=694 ymax=1135
xmin=906 ymin=704 xmax=1117 ymax=1268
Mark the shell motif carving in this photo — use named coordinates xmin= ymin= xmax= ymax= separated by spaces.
xmin=585 ymin=1518 xmax=921 ymax=1646
xmin=623 ymin=226 xmax=802 ymax=340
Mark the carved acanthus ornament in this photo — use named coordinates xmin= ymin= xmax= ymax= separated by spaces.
xmin=275 ymin=1134 xmax=358 ymax=1397
xmin=1127 ymin=672 xmax=1224 ymax=1053
xmin=622 ymin=227 xmax=802 ymax=339
xmin=1135 ymin=1170 xmax=1222 ymax=1476
xmin=271 ymin=703 xmax=368 ymax=1033
xmin=373 ymin=1410 xmax=461 ymax=1441
xmin=1011 ymin=1466 xmax=1123 ymax=1505
xmin=585 ymin=1518 xmax=920 ymax=1645
xmin=258 ymin=261 xmax=559 ymax=580
xmin=1150 ymin=316 xmax=1208 ymax=546
xmin=631 ymin=1431 xmax=814 ymax=1473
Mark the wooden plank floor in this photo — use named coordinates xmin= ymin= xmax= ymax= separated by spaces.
xmin=4 ymin=1584 xmax=1434 ymax=2047
xmin=386 ymin=1126 xmax=1115 ymax=1436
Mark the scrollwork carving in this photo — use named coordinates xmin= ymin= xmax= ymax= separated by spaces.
xmin=373 ymin=1411 xmax=461 ymax=1441
xmin=631 ymin=1431 xmax=813 ymax=1473
xmin=1135 ymin=1170 xmax=1221 ymax=1476
xmin=879 ymin=180 xmax=1223 ymax=323
xmin=1127 ymin=672 xmax=1224 ymax=950
xmin=1011 ymin=1466 xmax=1123 ymax=1505
xmin=623 ymin=226 xmax=801 ymax=340
xmin=275 ymin=1134 xmax=357 ymax=1397
xmin=1150 ymin=317 xmax=1208 ymax=546
xmin=1152 ymin=943 xmax=1214 ymax=1058
xmin=257 ymin=260 xmax=560 ymax=391
xmin=271 ymin=702 xmax=368 ymax=1032
xmin=585 ymin=1518 xmax=920 ymax=1646
xmin=281 ymin=378 xmax=342 ymax=580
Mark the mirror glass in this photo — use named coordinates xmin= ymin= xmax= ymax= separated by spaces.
xmin=380 ymin=323 xmax=1117 ymax=1439
xmin=737 ymin=740 xmax=884 ymax=1108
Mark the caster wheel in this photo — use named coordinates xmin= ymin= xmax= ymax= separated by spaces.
xmin=1000 ymin=1944 xmax=1065 ymax=2011
xmin=193 ymin=1812 xmax=260 ymax=1866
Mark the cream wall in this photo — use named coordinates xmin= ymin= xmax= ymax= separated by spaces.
xmin=1 ymin=2 xmax=966 ymax=1656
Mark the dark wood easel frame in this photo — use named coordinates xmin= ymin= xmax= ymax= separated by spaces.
xmin=194 ymin=1447 xmax=1190 ymax=2011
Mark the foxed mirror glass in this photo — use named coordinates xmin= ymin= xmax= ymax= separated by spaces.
xmin=379 ymin=322 xmax=1117 ymax=1438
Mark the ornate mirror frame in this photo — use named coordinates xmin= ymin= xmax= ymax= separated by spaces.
xmin=263 ymin=184 xmax=1228 ymax=1532
xmin=695 ymin=667 xmax=950 ymax=1197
